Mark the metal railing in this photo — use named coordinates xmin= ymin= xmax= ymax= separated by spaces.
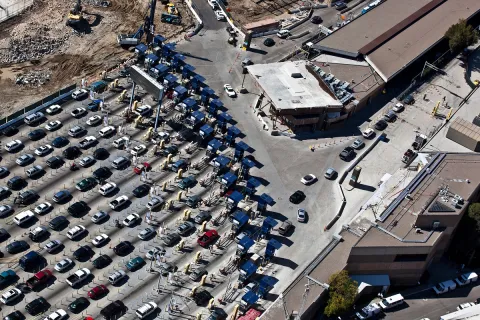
xmin=0 ymin=0 xmax=34 ymax=23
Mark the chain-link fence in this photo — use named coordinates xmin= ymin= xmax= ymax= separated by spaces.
xmin=0 ymin=0 xmax=34 ymax=24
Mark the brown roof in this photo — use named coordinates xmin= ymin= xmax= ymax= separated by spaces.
xmin=355 ymin=153 xmax=480 ymax=248
xmin=316 ymin=0 xmax=437 ymax=57
xmin=449 ymin=118 xmax=480 ymax=140
xmin=366 ymin=0 xmax=480 ymax=81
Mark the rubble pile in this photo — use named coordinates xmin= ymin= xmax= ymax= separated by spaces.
xmin=0 ymin=25 xmax=70 ymax=64
xmin=15 ymin=69 xmax=52 ymax=86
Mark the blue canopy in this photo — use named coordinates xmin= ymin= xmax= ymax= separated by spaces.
xmin=200 ymin=124 xmax=214 ymax=136
xmin=208 ymin=139 xmax=222 ymax=151
xmin=241 ymin=158 xmax=255 ymax=169
xmin=263 ymin=216 xmax=278 ymax=228
xmin=164 ymin=43 xmax=176 ymax=51
xmin=232 ymin=210 xmax=248 ymax=222
xmin=218 ymin=112 xmax=232 ymax=122
xmin=210 ymin=99 xmax=223 ymax=109
xmin=228 ymin=190 xmax=243 ymax=202
xmin=174 ymin=85 xmax=188 ymax=95
xmin=145 ymin=54 xmax=159 ymax=64
xmin=153 ymin=64 xmax=169 ymax=74
xmin=183 ymin=64 xmax=196 ymax=72
xmin=222 ymin=172 xmax=238 ymax=186
xmin=153 ymin=35 xmax=166 ymax=44
xmin=228 ymin=126 xmax=241 ymax=136
xmin=173 ymin=53 xmax=186 ymax=61
xmin=241 ymin=290 xmax=259 ymax=305
xmin=266 ymin=238 xmax=282 ymax=250
xmin=193 ymin=74 xmax=206 ymax=83
xmin=214 ymin=155 xmax=231 ymax=167
xmin=236 ymin=141 xmax=250 ymax=151
xmin=202 ymin=87 xmax=215 ymax=96
xmin=247 ymin=177 xmax=261 ymax=188
xmin=238 ymin=236 xmax=254 ymax=249
xmin=135 ymin=43 xmax=147 ymax=54
xmin=260 ymin=193 xmax=274 ymax=205
xmin=164 ymin=74 xmax=178 ymax=83
xmin=191 ymin=110 xmax=205 ymax=122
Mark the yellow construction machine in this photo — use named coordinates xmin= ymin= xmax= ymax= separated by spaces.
xmin=66 ymin=0 xmax=86 ymax=28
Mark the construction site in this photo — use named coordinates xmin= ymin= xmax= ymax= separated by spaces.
xmin=0 ymin=0 xmax=194 ymax=118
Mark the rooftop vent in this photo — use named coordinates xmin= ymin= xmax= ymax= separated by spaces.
xmin=291 ymin=73 xmax=303 ymax=78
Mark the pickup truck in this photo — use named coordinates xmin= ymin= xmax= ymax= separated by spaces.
xmin=66 ymin=268 xmax=91 ymax=287
xmin=356 ymin=303 xmax=381 ymax=319
xmin=109 ymin=195 xmax=128 ymax=209
xmin=79 ymin=136 xmax=97 ymax=149
xmin=26 ymin=269 xmax=53 ymax=289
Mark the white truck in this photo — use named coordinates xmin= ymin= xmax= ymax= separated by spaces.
xmin=455 ymin=272 xmax=478 ymax=286
xmin=433 ymin=279 xmax=456 ymax=295
xmin=66 ymin=268 xmax=91 ymax=287
xmin=356 ymin=303 xmax=381 ymax=319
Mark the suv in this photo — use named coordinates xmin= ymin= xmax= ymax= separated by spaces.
xmin=49 ymin=216 xmax=68 ymax=231
xmin=93 ymin=167 xmax=111 ymax=182
xmin=136 ymin=302 xmax=157 ymax=319
xmin=18 ymin=190 xmax=37 ymax=204
xmin=339 ymin=147 xmax=354 ymax=161
xmin=68 ymin=201 xmax=89 ymax=217
xmin=278 ymin=220 xmax=293 ymax=235
xmin=7 ymin=176 xmax=25 ymax=190
xmin=24 ymin=112 xmax=44 ymax=125
xmin=63 ymin=146 xmax=81 ymax=159
xmin=112 ymin=156 xmax=129 ymax=169
xmin=46 ymin=156 xmax=64 ymax=169
xmin=29 ymin=226 xmax=48 ymax=241
xmin=68 ymin=126 xmax=85 ymax=138
xmin=25 ymin=297 xmax=49 ymax=315
xmin=108 ymin=270 xmax=126 ymax=285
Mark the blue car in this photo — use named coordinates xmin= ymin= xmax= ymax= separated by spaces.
xmin=88 ymin=100 xmax=102 ymax=111
xmin=52 ymin=136 xmax=69 ymax=148
xmin=126 ymin=256 xmax=145 ymax=271
xmin=53 ymin=190 xmax=71 ymax=203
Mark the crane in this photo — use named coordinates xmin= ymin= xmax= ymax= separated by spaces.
xmin=117 ymin=0 xmax=156 ymax=47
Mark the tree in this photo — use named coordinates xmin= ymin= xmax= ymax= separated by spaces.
xmin=445 ymin=19 xmax=478 ymax=52
xmin=468 ymin=203 xmax=480 ymax=230
xmin=324 ymin=270 xmax=358 ymax=316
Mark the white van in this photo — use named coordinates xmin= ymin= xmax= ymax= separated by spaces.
xmin=433 ymin=279 xmax=456 ymax=295
xmin=13 ymin=210 xmax=35 ymax=225
xmin=379 ymin=293 xmax=404 ymax=310
xmin=455 ymin=272 xmax=478 ymax=286
xmin=113 ymin=136 xmax=129 ymax=149
xmin=277 ymin=29 xmax=290 ymax=38
xmin=99 ymin=126 xmax=116 ymax=137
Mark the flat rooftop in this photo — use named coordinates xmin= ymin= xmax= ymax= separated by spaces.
xmin=355 ymin=153 xmax=480 ymax=248
xmin=366 ymin=0 xmax=480 ymax=81
xmin=261 ymin=229 xmax=360 ymax=320
xmin=247 ymin=61 xmax=342 ymax=113
xmin=316 ymin=0 xmax=438 ymax=58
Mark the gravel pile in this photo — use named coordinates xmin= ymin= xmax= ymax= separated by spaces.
xmin=15 ymin=69 xmax=52 ymax=86
xmin=0 ymin=24 xmax=70 ymax=64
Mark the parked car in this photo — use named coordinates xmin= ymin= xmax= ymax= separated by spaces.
xmin=351 ymin=139 xmax=364 ymax=149
xmin=79 ymin=155 xmax=96 ymax=167
xmin=45 ymin=120 xmax=62 ymax=131
xmin=91 ymin=211 xmax=109 ymax=223
xmin=300 ymin=174 xmax=316 ymax=185
xmin=289 ymin=190 xmax=305 ymax=204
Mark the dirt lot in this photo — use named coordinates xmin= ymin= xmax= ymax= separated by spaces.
xmin=0 ymin=0 xmax=194 ymax=118
xmin=226 ymin=0 xmax=324 ymax=25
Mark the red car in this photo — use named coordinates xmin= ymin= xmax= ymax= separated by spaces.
xmin=197 ymin=230 xmax=219 ymax=247
xmin=134 ymin=162 xmax=151 ymax=174
xmin=88 ymin=285 xmax=108 ymax=299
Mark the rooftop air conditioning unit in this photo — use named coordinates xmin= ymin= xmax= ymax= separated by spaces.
xmin=291 ymin=72 xmax=303 ymax=78
xmin=415 ymin=228 xmax=422 ymax=233
xmin=454 ymin=194 xmax=464 ymax=203
xmin=452 ymin=198 xmax=461 ymax=207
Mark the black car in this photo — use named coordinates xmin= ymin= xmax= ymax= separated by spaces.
xmin=46 ymin=156 xmax=64 ymax=169
xmin=52 ymin=136 xmax=69 ymax=148
xmin=403 ymin=94 xmax=414 ymax=105
xmin=101 ymin=300 xmax=127 ymax=320
xmin=68 ymin=297 xmax=90 ymax=314
xmin=6 ymin=241 xmax=29 ymax=254
xmin=73 ymin=245 xmax=94 ymax=260
xmin=113 ymin=241 xmax=133 ymax=256
xmin=2 ymin=126 xmax=18 ymax=137
xmin=93 ymin=167 xmax=112 ymax=182
xmin=68 ymin=201 xmax=89 ymax=217
xmin=92 ymin=254 xmax=112 ymax=269
xmin=160 ymin=145 xmax=178 ymax=156
xmin=333 ymin=1 xmax=347 ymax=10
xmin=374 ymin=119 xmax=388 ymax=130
xmin=264 ymin=38 xmax=275 ymax=46
xmin=311 ymin=15 xmax=322 ymax=23
xmin=192 ymin=289 xmax=212 ymax=306
xmin=0 ymin=228 xmax=10 ymax=242
xmin=18 ymin=190 xmax=37 ymax=204
xmin=28 ymin=129 xmax=46 ymax=141
xmin=339 ymin=146 xmax=355 ymax=161
xmin=119 ymin=68 xmax=130 ymax=77
xmin=4 ymin=311 xmax=24 ymax=320
xmin=63 ymin=146 xmax=81 ymax=159
xmin=25 ymin=297 xmax=49 ymax=316
xmin=289 ymin=190 xmax=305 ymax=204
xmin=48 ymin=216 xmax=68 ymax=231
xmin=133 ymin=184 xmax=150 ymax=198
xmin=7 ymin=176 xmax=25 ymax=190
xmin=93 ymin=148 xmax=109 ymax=160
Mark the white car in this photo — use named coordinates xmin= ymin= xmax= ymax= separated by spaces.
xmin=146 ymin=197 xmax=164 ymax=210
xmin=351 ymin=139 xmax=364 ymax=149
xmin=297 ymin=208 xmax=306 ymax=222
xmin=131 ymin=144 xmax=147 ymax=156
xmin=35 ymin=144 xmax=53 ymax=156
xmin=215 ymin=10 xmax=225 ymax=20
xmin=72 ymin=89 xmax=88 ymax=100
xmin=99 ymin=126 xmax=116 ymax=137
xmin=0 ymin=288 xmax=22 ymax=304
xmin=54 ymin=258 xmax=73 ymax=272
xmin=45 ymin=120 xmax=62 ymax=131
xmin=26 ymin=165 xmax=43 ymax=178
xmin=43 ymin=309 xmax=67 ymax=320
xmin=44 ymin=240 xmax=62 ymax=253
xmin=224 ymin=84 xmax=236 ymax=97
xmin=301 ymin=174 xmax=316 ymax=185
xmin=393 ymin=102 xmax=404 ymax=112
xmin=67 ymin=225 xmax=87 ymax=239
xmin=5 ymin=140 xmax=23 ymax=152
xmin=110 ymin=195 xmax=128 ymax=209
xmin=92 ymin=234 xmax=109 ymax=247
xmin=99 ymin=182 xmax=117 ymax=196
xmin=91 ymin=211 xmax=108 ymax=223
xmin=362 ymin=128 xmax=375 ymax=138
xmin=277 ymin=29 xmax=290 ymax=38
xmin=16 ymin=154 xmax=34 ymax=166
xmin=34 ymin=202 xmax=52 ymax=214
xmin=123 ymin=213 xmax=140 ymax=227
xmin=46 ymin=104 xmax=62 ymax=114
xmin=86 ymin=115 xmax=102 ymax=126
xmin=138 ymin=228 xmax=156 ymax=240
xmin=71 ymin=107 xmax=87 ymax=118
xmin=136 ymin=302 xmax=158 ymax=319
xmin=79 ymin=156 xmax=95 ymax=167
xmin=68 ymin=125 xmax=85 ymax=137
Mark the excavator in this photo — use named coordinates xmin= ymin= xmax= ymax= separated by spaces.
xmin=66 ymin=0 xmax=86 ymax=28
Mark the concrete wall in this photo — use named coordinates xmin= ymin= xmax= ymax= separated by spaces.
xmin=0 ymin=0 xmax=33 ymax=23
xmin=446 ymin=126 xmax=480 ymax=151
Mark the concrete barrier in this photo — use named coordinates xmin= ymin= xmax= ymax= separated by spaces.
xmin=185 ymin=0 xmax=203 ymax=37
xmin=288 ymin=4 xmax=327 ymax=13
xmin=288 ymin=30 xmax=310 ymax=40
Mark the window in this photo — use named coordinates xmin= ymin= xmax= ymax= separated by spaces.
xmin=394 ymin=254 xmax=428 ymax=262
